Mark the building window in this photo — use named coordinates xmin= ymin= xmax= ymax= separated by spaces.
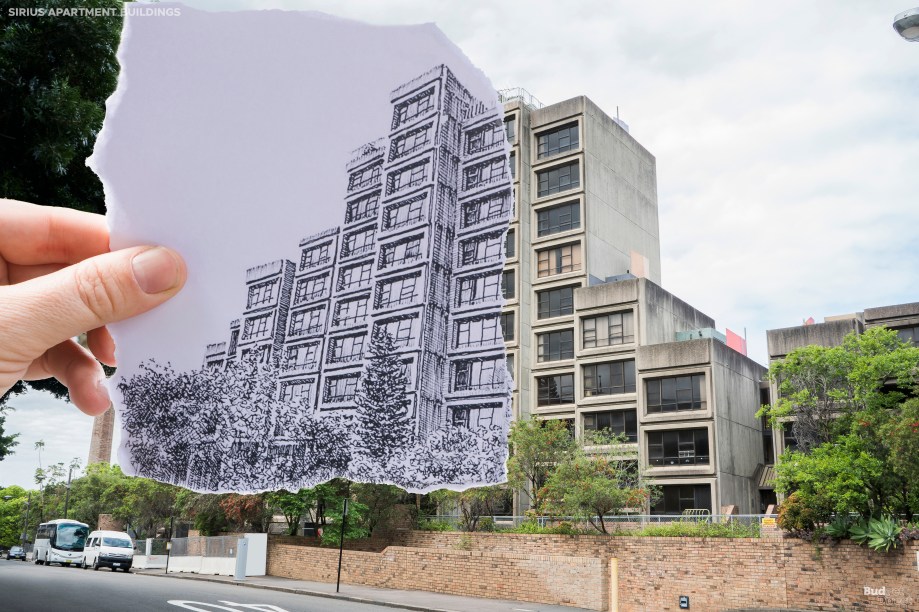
xmin=454 ymin=358 xmax=505 ymax=392
xmin=345 ymin=192 xmax=380 ymax=224
xmin=393 ymin=87 xmax=434 ymax=128
xmin=460 ymin=232 xmax=503 ymax=266
xmin=583 ymin=409 xmax=637 ymax=442
xmin=537 ymin=373 xmax=575 ymax=406
xmin=501 ymin=270 xmax=515 ymax=300
xmin=783 ymin=427 xmax=799 ymax=453
xmin=374 ymin=315 xmax=417 ymax=348
xmin=283 ymin=343 xmax=320 ymax=371
xmin=509 ymin=152 xmax=516 ymax=179
xmin=582 ymin=311 xmax=635 ymax=348
xmin=333 ymin=296 xmax=369 ymax=327
xmin=455 ymin=314 xmax=503 ymax=349
xmin=247 ymin=279 xmax=279 ymax=309
xmin=388 ymin=160 xmax=429 ymax=194
xmin=501 ymin=312 xmax=515 ymax=342
xmin=465 ymin=120 xmax=504 ymax=155
xmin=646 ymin=374 xmax=706 ymax=413
xmin=464 ymin=157 xmax=506 ymax=190
xmin=337 ymin=262 xmax=373 ymax=291
xmin=537 ymin=201 xmax=581 ymax=236
xmin=324 ymin=374 xmax=360 ymax=403
xmin=281 ymin=379 xmax=314 ymax=403
xmin=537 ymin=122 xmax=579 ymax=159
xmin=537 ymin=161 xmax=580 ymax=198
xmin=341 ymin=227 xmax=376 ymax=258
xmin=504 ymin=116 xmax=516 ymax=143
xmin=506 ymin=354 xmax=515 ymax=380
xmin=537 ymin=286 xmax=575 ymax=319
xmin=300 ymin=242 xmax=332 ymax=271
xmin=289 ymin=306 xmax=325 ymax=336
xmin=348 ymin=162 xmax=382 ymax=192
xmin=896 ymin=326 xmax=919 ymax=344
xmin=462 ymin=191 xmax=512 ymax=228
xmin=328 ymin=334 xmax=366 ymax=364
xmin=376 ymin=273 xmax=419 ymax=308
xmin=505 ymin=229 xmax=515 ymax=259
xmin=456 ymin=273 xmax=502 ymax=307
xmin=652 ymin=485 xmax=712 ymax=515
xmin=384 ymin=195 xmax=426 ymax=230
xmin=583 ymin=360 xmax=636 ymax=396
xmin=537 ymin=243 xmax=581 ymax=277
xmin=380 ymin=236 xmax=423 ymax=269
xmin=390 ymin=124 xmax=432 ymax=160
xmin=537 ymin=329 xmax=574 ymax=362
xmin=294 ymin=274 xmax=329 ymax=304
xmin=242 ymin=313 xmax=271 ymax=341
xmin=648 ymin=429 xmax=710 ymax=466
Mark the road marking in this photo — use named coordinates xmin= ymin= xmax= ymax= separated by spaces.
xmin=219 ymin=603 xmax=289 ymax=612
xmin=168 ymin=602 xmax=289 ymax=612
xmin=513 ymin=609 xmax=536 ymax=611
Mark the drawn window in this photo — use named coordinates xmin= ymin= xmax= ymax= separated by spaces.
xmin=284 ymin=342 xmax=320 ymax=371
xmin=348 ymin=161 xmax=382 ymax=192
xmin=583 ymin=360 xmax=636 ymax=396
xmin=288 ymin=306 xmax=325 ymax=336
xmin=328 ymin=333 xmax=366 ymax=364
xmin=583 ymin=409 xmax=638 ymax=442
xmin=461 ymin=191 xmax=511 ymax=228
xmin=384 ymin=195 xmax=425 ymax=230
xmin=390 ymin=124 xmax=432 ymax=160
xmin=242 ymin=313 xmax=271 ymax=341
xmin=582 ymin=311 xmax=635 ymax=348
xmin=455 ymin=315 xmax=502 ymax=349
xmin=452 ymin=403 xmax=502 ymax=429
xmin=459 ymin=232 xmax=503 ymax=266
xmin=464 ymin=157 xmax=506 ymax=190
xmin=393 ymin=87 xmax=434 ymax=128
xmin=380 ymin=236 xmax=423 ymax=268
xmin=374 ymin=316 xmax=417 ymax=348
xmin=465 ymin=120 xmax=504 ymax=155
xmin=537 ymin=329 xmax=574 ymax=362
xmin=537 ymin=373 xmax=575 ymax=406
xmin=456 ymin=273 xmax=502 ymax=307
xmin=376 ymin=273 xmax=419 ymax=308
xmin=646 ymin=374 xmax=706 ymax=413
xmin=501 ymin=270 xmax=515 ymax=299
xmin=300 ymin=242 xmax=332 ymax=271
xmin=294 ymin=274 xmax=329 ymax=304
xmin=648 ymin=429 xmax=710 ymax=466
xmin=537 ymin=201 xmax=581 ymax=236
xmin=537 ymin=243 xmax=581 ymax=277
xmin=247 ymin=279 xmax=279 ymax=309
xmin=281 ymin=379 xmax=314 ymax=403
xmin=333 ymin=297 xmax=369 ymax=327
xmin=537 ymin=122 xmax=579 ymax=159
xmin=324 ymin=374 xmax=360 ymax=403
xmin=500 ymin=312 xmax=515 ymax=342
xmin=228 ymin=329 xmax=240 ymax=356
xmin=388 ymin=160 xmax=429 ymax=194
xmin=341 ymin=227 xmax=375 ymax=258
xmin=453 ymin=358 xmax=505 ymax=392
xmin=345 ymin=192 xmax=380 ymax=224
xmin=338 ymin=262 xmax=373 ymax=291
xmin=537 ymin=161 xmax=580 ymax=197
xmin=537 ymin=286 xmax=575 ymax=319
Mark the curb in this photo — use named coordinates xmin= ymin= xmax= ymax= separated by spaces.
xmin=134 ymin=571 xmax=460 ymax=612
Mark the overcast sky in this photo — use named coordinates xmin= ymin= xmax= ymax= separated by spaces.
xmin=2 ymin=0 xmax=917 ymax=489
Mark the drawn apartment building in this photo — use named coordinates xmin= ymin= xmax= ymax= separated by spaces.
xmin=203 ymin=65 xmax=513 ymax=435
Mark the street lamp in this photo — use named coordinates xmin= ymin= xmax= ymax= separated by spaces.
xmin=893 ymin=7 xmax=919 ymax=41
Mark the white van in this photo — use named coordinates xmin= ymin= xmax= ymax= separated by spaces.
xmin=80 ymin=530 xmax=134 ymax=572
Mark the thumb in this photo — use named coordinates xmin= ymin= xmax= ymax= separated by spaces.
xmin=6 ymin=246 xmax=186 ymax=359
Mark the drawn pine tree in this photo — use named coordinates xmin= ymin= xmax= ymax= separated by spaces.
xmin=353 ymin=329 xmax=414 ymax=462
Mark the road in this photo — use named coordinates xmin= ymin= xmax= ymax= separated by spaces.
xmin=0 ymin=560 xmax=401 ymax=612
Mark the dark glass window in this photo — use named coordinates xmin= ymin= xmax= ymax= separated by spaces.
xmin=505 ymin=229 xmax=516 ymax=259
xmin=648 ymin=429 xmax=710 ymax=466
xmin=501 ymin=270 xmax=515 ymax=299
xmin=583 ymin=409 xmax=637 ymax=442
xmin=646 ymin=374 xmax=705 ymax=413
xmin=501 ymin=312 xmax=515 ymax=342
xmin=537 ymin=374 xmax=575 ymax=406
xmin=537 ymin=329 xmax=574 ymax=362
xmin=783 ymin=428 xmax=798 ymax=453
xmin=582 ymin=311 xmax=635 ymax=348
xmin=761 ymin=416 xmax=775 ymax=464
xmin=537 ymin=286 xmax=575 ymax=319
xmin=652 ymin=485 xmax=712 ymax=515
xmin=509 ymin=152 xmax=516 ymax=179
xmin=504 ymin=116 xmax=516 ymax=143
xmin=537 ymin=161 xmax=579 ymax=197
xmin=537 ymin=201 xmax=581 ymax=236
xmin=896 ymin=326 xmax=919 ymax=344
xmin=583 ymin=360 xmax=636 ymax=396
xmin=537 ymin=122 xmax=579 ymax=158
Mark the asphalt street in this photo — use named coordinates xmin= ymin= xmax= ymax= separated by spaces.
xmin=0 ymin=560 xmax=403 ymax=612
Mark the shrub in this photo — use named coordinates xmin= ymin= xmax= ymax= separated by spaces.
xmin=824 ymin=514 xmax=852 ymax=540
xmin=633 ymin=521 xmax=759 ymax=539
xmin=777 ymin=492 xmax=830 ymax=534
xmin=417 ymin=519 xmax=454 ymax=532
xmin=478 ymin=517 xmax=495 ymax=532
xmin=866 ymin=516 xmax=902 ymax=553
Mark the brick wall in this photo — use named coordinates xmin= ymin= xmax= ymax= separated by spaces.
xmin=268 ymin=539 xmax=608 ymax=610
xmin=398 ymin=531 xmax=919 ymax=611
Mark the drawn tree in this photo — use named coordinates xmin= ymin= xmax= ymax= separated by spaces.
xmin=352 ymin=329 xmax=414 ymax=465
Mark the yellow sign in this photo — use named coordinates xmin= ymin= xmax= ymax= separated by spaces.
xmin=761 ymin=518 xmax=777 ymax=527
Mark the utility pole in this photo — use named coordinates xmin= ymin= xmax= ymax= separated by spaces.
xmin=63 ymin=466 xmax=74 ymax=519
xmin=336 ymin=489 xmax=350 ymax=593
xmin=21 ymin=492 xmax=31 ymax=549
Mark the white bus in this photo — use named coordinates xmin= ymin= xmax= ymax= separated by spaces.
xmin=33 ymin=519 xmax=89 ymax=567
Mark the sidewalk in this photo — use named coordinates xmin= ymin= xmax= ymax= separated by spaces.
xmin=133 ymin=569 xmax=593 ymax=612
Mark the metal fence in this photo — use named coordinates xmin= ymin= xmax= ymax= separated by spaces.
xmin=168 ymin=535 xmax=240 ymax=558
xmin=420 ymin=513 xmax=777 ymax=533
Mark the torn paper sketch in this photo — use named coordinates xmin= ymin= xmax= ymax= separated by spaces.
xmin=89 ymin=5 xmax=513 ymax=493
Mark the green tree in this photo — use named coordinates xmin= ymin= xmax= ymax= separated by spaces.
xmin=267 ymin=489 xmax=312 ymax=536
xmin=430 ymin=486 xmax=509 ymax=532
xmin=351 ymin=483 xmax=406 ymax=536
xmin=0 ymin=485 xmax=30 ymax=547
xmin=0 ymin=405 xmax=18 ymax=461
xmin=506 ymin=416 xmax=576 ymax=512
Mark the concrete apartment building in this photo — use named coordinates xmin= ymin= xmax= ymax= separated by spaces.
xmin=500 ymin=93 xmax=767 ymax=514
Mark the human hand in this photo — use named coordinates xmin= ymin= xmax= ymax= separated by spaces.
xmin=0 ymin=199 xmax=187 ymax=415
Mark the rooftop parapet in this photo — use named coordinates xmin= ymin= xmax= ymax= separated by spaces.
xmin=246 ymin=260 xmax=285 ymax=282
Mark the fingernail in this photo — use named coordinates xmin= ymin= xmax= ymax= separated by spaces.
xmin=132 ymin=247 xmax=180 ymax=294
xmin=96 ymin=378 xmax=111 ymax=407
